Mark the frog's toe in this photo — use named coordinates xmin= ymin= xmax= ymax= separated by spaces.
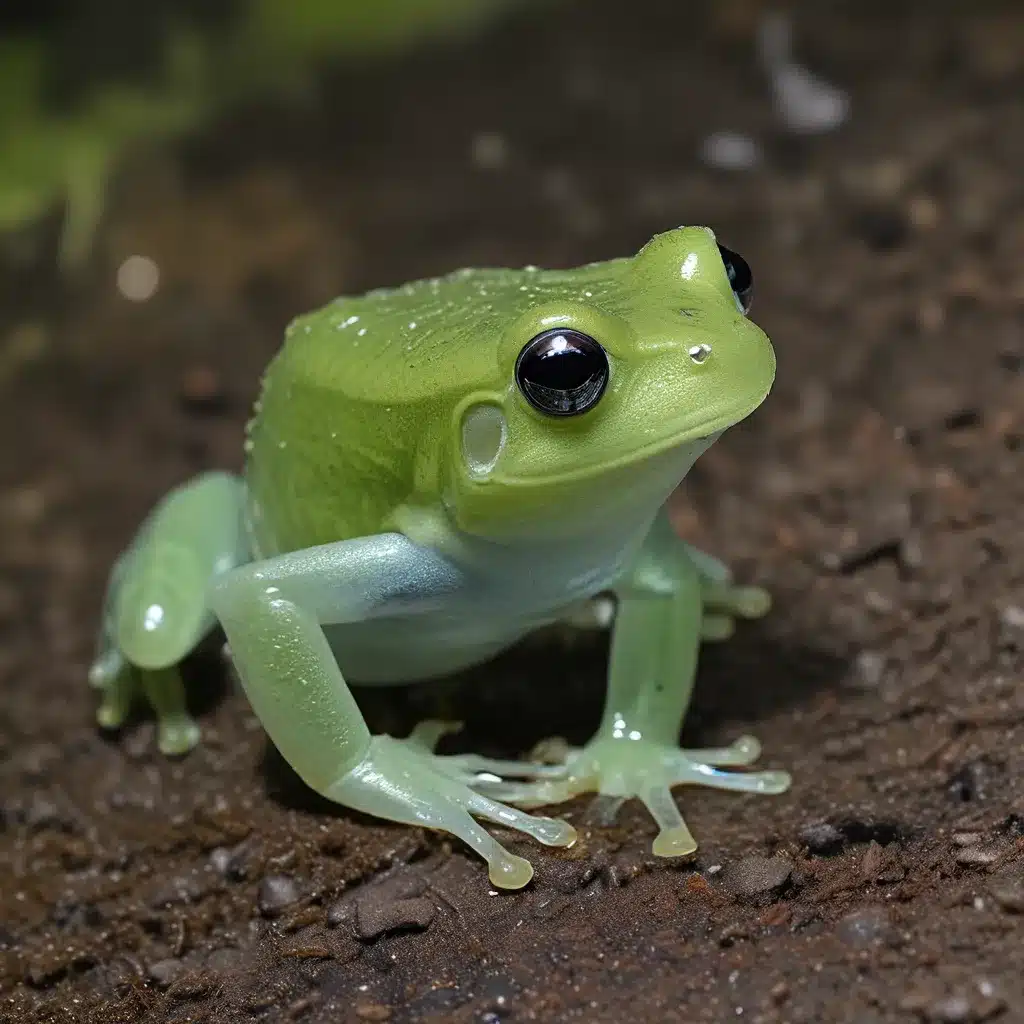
xmin=669 ymin=752 xmax=791 ymax=795
xmin=155 ymin=716 xmax=201 ymax=756
xmin=89 ymin=650 xmax=125 ymax=689
xmin=682 ymin=734 xmax=763 ymax=767
xmin=416 ymin=789 xmax=574 ymax=888
xmin=141 ymin=668 xmax=200 ymax=756
xmin=700 ymin=614 xmax=736 ymax=641
xmin=468 ymin=777 xmax=576 ymax=809
xmin=702 ymin=581 xmax=772 ymax=620
xmin=404 ymin=721 xmax=572 ymax=785
xmin=441 ymin=753 xmax=571 ymax=783
xmin=94 ymin=664 xmax=137 ymax=730
xmin=406 ymin=718 xmax=465 ymax=751
xmin=642 ymin=785 xmax=698 ymax=858
xmin=468 ymin=791 xmax=577 ymax=848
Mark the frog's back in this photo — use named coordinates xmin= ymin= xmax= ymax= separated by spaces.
xmin=244 ymin=261 xmax=631 ymax=556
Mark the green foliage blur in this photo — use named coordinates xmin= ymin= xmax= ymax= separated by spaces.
xmin=0 ymin=0 xmax=541 ymax=267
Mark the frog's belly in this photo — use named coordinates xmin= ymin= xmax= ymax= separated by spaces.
xmin=324 ymin=531 xmax=633 ymax=685
xmin=324 ymin=612 xmax=544 ymax=685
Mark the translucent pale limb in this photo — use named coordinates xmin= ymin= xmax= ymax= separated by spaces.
xmin=683 ymin=540 xmax=772 ymax=641
xmin=89 ymin=471 xmax=248 ymax=754
xmin=406 ymin=719 xmax=571 ymax=782
xmin=465 ymin=510 xmax=790 ymax=857
xmin=208 ymin=535 xmax=576 ymax=890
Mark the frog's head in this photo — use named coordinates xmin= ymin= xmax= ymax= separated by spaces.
xmin=447 ymin=226 xmax=775 ymax=541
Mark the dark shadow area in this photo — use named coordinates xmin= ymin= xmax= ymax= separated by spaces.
xmin=260 ymin=617 xmax=847 ymax=814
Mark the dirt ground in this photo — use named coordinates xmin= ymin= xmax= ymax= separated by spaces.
xmin=2 ymin=1 xmax=1024 ymax=1021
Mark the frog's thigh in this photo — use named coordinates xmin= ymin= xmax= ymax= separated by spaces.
xmin=91 ymin=471 xmax=248 ymax=754
xmin=207 ymin=532 xmax=462 ymax=794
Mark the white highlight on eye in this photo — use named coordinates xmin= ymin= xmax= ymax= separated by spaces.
xmin=462 ymin=404 xmax=507 ymax=478
xmin=680 ymin=252 xmax=700 ymax=280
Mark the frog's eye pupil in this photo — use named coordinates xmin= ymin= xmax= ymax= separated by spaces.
xmin=717 ymin=243 xmax=754 ymax=314
xmin=515 ymin=329 xmax=609 ymax=417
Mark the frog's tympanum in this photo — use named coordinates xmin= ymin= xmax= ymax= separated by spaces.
xmin=91 ymin=227 xmax=790 ymax=888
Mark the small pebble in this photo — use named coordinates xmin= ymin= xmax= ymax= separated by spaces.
xmin=954 ymin=846 xmax=999 ymax=868
xmin=257 ymin=875 xmax=300 ymax=917
xmin=1000 ymin=605 xmax=1024 ymax=630
xmin=354 ymin=1003 xmax=392 ymax=1021
xmin=835 ymin=906 xmax=892 ymax=947
xmin=209 ymin=847 xmax=232 ymax=875
xmin=326 ymin=899 xmax=355 ymax=929
xmin=721 ymin=856 xmax=792 ymax=902
xmin=799 ymin=821 xmax=846 ymax=855
xmin=951 ymin=832 xmax=984 ymax=847
xmin=854 ymin=650 xmax=886 ymax=687
xmin=355 ymin=896 xmax=436 ymax=940
xmin=929 ymin=995 xmax=972 ymax=1023
xmin=148 ymin=875 xmax=205 ymax=909
xmin=990 ymin=879 xmax=1024 ymax=913
xmin=148 ymin=958 xmax=185 ymax=988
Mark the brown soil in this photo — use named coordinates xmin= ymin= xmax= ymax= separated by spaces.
xmin=3 ymin=1 xmax=1024 ymax=1021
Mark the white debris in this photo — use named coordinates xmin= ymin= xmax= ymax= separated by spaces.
xmin=700 ymin=131 xmax=762 ymax=170
xmin=758 ymin=11 xmax=849 ymax=134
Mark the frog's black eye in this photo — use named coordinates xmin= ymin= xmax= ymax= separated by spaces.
xmin=717 ymin=243 xmax=754 ymax=314
xmin=515 ymin=328 xmax=609 ymax=417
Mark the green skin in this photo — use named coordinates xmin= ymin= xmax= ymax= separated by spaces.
xmin=91 ymin=226 xmax=791 ymax=889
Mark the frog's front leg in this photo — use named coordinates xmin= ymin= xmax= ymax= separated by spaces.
xmin=476 ymin=510 xmax=790 ymax=858
xmin=208 ymin=535 xmax=576 ymax=889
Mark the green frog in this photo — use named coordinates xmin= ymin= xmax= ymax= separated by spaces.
xmin=90 ymin=226 xmax=790 ymax=888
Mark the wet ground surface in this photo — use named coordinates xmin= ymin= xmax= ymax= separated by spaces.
xmin=2 ymin=1 xmax=1024 ymax=1021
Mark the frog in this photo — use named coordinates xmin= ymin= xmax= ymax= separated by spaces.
xmin=89 ymin=225 xmax=791 ymax=889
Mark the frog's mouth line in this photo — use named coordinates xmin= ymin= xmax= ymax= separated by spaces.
xmin=488 ymin=388 xmax=770 ymax=489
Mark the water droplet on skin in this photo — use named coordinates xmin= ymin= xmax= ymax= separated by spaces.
xmin=408 ymin=321 xmax=417 ymax=329
xmin=689 ymin=343 xmax=713 ymax=364
xmin=357 ymin=328 xmax=367 ymax=337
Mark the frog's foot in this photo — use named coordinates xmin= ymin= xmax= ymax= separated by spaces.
xmin=140 ymin=667 xmax=201 ymax=756
xmin=699 ymin=581 xmax=772 ymax=642
xmin=470 ymin=734 xmax=790 ymax=858
xmin=88 ymin=654 xmax=200 ymax=756
xmin=683 ymin=543 xmax=772 ymax=642
xmin=324 ymin=725 xmax=578 ymax=889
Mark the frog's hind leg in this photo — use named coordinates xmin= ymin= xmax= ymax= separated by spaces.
xmin=89 ymin=472 xmax=249 ymax=755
